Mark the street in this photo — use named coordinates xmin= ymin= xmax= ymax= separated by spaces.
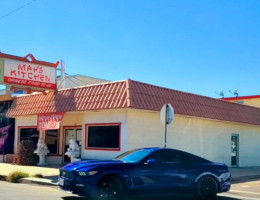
xmin=218 ymin=179 xmax=260 ymax=200
xmin=0 ymin=180 xmax=260 ymax=200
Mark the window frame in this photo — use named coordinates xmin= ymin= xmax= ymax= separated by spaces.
xmin=45 ymin=129 xmax=60 ymax=156
xmin=85 ymin=123 xmax=121 ymax=151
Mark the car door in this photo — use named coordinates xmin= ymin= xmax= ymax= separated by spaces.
xmin=129 ymin=156 xmax=163 ymax=194
xmin=130 ymin=149 xmax=191 ymax=194
xmin=156 ymin=149 xmax=192 ymax=193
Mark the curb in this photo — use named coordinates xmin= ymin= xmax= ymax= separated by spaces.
xmin=19 ymin=177 xmax=58 ymax=187
xmin=0 ymin=174 xmax=58 ymax=187
xmin=231 ymin=175 xmax=260 ymax=183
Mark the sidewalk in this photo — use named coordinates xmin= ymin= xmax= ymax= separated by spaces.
xmin=0 ymin=163 xmax=61 ymax=186
xmin=229 ymin=166 xmax=260 ymax=182
xmin=1 ymin=163 xmax=260 ymax=186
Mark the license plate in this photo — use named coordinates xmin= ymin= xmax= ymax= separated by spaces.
xmin=59 ymin=177 xmax=64 ymax=186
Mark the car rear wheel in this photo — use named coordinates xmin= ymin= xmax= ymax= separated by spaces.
xmin=96 ymin=177 xmax=124 ymax=200
xmin=195 ymin=176 xmax=218 ymax=200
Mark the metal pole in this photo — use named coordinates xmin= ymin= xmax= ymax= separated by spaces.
xmin=60 ymin=60 xmax=66 ymax=89
xmin=164 ymin=104 xmax=168 ymax=148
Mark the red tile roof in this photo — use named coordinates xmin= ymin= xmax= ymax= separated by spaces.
xmin=7 ymin=79 xmax=260 ymax=125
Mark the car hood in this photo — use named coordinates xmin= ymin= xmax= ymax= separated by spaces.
xmin=61 ymin=159 xmax=125 ymax=171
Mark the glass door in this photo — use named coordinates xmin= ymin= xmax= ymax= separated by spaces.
xmin=231 ymin=134 xmax=239 ymax=167
xmin=64 ymin=127 xmax=82 ymax=163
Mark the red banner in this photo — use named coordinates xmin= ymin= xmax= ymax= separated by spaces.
xmin=37 ymin=113 xmax=64 ymax=130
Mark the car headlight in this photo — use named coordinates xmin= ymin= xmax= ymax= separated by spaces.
xmin=78 ymin=171 xmax=98 ymax=176
xmin=219 ymin=172 xmax=231 ymax=181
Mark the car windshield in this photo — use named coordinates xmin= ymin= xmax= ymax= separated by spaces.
xmin=114 ymin=148 xmax=156 ymax=163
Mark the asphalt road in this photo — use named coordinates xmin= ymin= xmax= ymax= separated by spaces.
xmin=0 ymin=180 xmax=260 ymax=200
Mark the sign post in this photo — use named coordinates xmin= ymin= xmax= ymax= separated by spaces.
xmin=160 ymin=104 xmax=174 ymax=148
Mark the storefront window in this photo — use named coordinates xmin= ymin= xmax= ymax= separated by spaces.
xmin=85 ymin=123 xmax=120 ymax=150
xmin=46 ymin=130 xmax=59 ymax=154
xmin=19 ymin=127 xmax=39 ymax=149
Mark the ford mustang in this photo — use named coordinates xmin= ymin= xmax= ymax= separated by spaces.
xmin=59 ymin=147 xmax=231 ymax=200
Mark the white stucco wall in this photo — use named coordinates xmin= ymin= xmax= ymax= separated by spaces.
xmin=127 ymin=109 xmax=260 ymax=167
xmin=13 ymin=108 xmax=260 ymax=167
xmin=81 ymin=109 xmax=127 ymax=160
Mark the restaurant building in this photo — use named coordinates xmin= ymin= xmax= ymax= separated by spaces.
xmin=6 ymin=79 xmax=260 ymax=167
xmin=223 ymin=95 xmax=260 ymax=108
xmin=0 ymin=52 xmax=109 ymax=164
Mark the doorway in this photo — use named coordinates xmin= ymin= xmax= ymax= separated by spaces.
xmin=63 ymin=127 xmax=82 ymax=163
xmin=231 ymin=134 xmax=239 ymax=167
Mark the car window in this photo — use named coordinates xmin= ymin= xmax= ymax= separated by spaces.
xmin=114 ymin=148 xmax=158 ymax=163
xmin=147 ymin=149 xmax=188 ymax=163
xmin=188 ymin=153 xmax=211 ymax=163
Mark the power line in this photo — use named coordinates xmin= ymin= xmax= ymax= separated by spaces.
xmin=70 ymin=76 xmax=90 ymax=85
xmin=65 ymin=73 xmax=90 ymax=85
xmin=66 ymin=77 xmax=79 ymax=88
xmin=0 ymin=0 xmax=37 ymax=21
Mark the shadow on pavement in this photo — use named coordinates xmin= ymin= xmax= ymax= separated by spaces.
xmin=43 ymin=175 xmax=58 ymax=184
xmin=137 ymin=196 xmax=242 ymax=200
xmin=0 ymin=175 xmax=6 ymax=181
xmin=62 ymin=197 xmax=88 ymax=200
xmin=61 ymin=195 xmax=242 ymax=200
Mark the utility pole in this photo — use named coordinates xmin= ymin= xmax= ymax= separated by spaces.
xmin=60 ymin=60 xmax=66 ymax=89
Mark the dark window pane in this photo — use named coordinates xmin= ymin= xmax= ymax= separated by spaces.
xmin=148 ymin=150 xmax=188 ymax=163
xmin=87 ymin=125 xmax=120 ymax=149
xmin=20 ymin=128 xmax=39 ymax=149
xmin=46 ymin=130 xmax=58 ymax=154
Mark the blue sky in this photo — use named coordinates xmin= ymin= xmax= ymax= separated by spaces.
xmin=0 ymin=0 xmax=259 ymax=98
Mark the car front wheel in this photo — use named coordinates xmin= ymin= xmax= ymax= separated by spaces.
xmin=96 ymin=177 xmax=124 ymax=200
xmin=195 ymin=176 xmax=218 ymax=200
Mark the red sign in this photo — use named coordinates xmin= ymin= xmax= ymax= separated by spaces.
xmin=0 ymin=53 xmax=58 ymax=91
xmin=37 ymin=113 xmax=64 ymax=130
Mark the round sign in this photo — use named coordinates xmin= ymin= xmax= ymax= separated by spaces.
xmin=160 ymin=104 xmax=174 ymax=125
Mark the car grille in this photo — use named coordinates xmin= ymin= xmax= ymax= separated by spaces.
xmin=60 ymin=169 xmax=73 ymax=179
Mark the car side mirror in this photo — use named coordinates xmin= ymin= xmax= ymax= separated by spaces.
xmin=144 ymin=158 xmax=157 ymax=165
